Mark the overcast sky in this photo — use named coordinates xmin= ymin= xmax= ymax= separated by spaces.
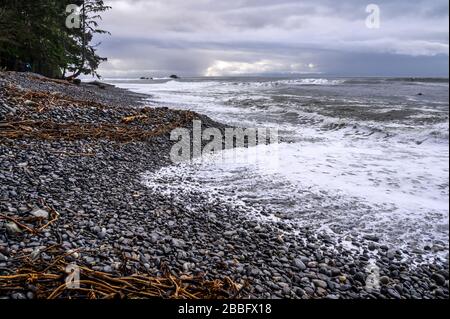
xmin=93 ymin=0 xmax=449 ymax=78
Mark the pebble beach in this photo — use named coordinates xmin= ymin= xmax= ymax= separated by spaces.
xmin=0 ymin=72 xmax=448 ymax=300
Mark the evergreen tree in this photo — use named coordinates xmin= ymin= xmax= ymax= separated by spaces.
xmin=0 ymin=0 xmax=110 ymax=79
xmin=65 ymin=0 xmax=111 ymax=79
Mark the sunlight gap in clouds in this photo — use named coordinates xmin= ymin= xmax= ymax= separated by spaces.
xmin=204 ymin=60 xmax=317 ymax=76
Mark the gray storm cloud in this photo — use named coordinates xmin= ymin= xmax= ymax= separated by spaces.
xmin=92 ymin=0 xmax=449 ymax=78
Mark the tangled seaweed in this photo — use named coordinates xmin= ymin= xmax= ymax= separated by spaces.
xmin=0 ymin=246 xmax=245 ymax=299
xmin=0 ymin=117 xmax=193 ymax=142
xmin=3 ymin=83 xmax=108 ymax=111
xmin=0 ymin=83 xmax=196 ymax=143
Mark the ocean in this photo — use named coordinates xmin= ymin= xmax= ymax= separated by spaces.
xmin=106 ymin=76 xmax=449 ymax=262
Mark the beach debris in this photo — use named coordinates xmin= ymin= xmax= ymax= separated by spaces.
xmin=121 ymin=114 xmax=148 ymax=124
xmin=0 ymin=84 xmax=196 ymax=143
xmin=28 ymin=75 xmax=73 ymax=86
xmin=0 ymin=117 xmax=194 ymax=142
xmin=2 ymin=84 xmax=108 ymax=112
xmin=0 ymin=247 xmax=245 ymax=299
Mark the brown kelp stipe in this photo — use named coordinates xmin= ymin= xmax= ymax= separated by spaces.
xmin=0 ymin=248 xmax=245 ymax=299
xmin=0 ymin=117 xmax=193 ymax=143
xmin=3 ymin=83 xmax=109 ymax=110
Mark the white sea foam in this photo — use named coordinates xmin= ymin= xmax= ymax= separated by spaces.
xmin=113 ymin=78 xmax=449 ymax=260
xmin=143 ymin=138 xmax=448 ymax=258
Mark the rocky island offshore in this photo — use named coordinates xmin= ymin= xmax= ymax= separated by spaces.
xmin=0 ymin=72 xmax=448 ymax=299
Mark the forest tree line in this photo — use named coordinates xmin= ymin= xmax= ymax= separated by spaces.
xmin=0 ymin=0 xmax=110 ymax=79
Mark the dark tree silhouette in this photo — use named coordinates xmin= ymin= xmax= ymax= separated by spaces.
xmin=0 ymin=0 xmax=110 ymax=79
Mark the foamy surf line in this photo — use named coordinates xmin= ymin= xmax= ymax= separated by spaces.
xmin=114 ymin=77 xmax=449 ymax=264
xmin=141 ymin=141 xmax=449 ymax=265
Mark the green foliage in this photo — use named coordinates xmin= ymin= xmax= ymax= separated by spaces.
xmin=0 ymin=0 xmax=110 ymax=78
